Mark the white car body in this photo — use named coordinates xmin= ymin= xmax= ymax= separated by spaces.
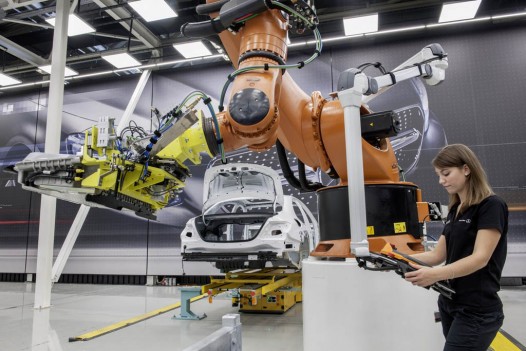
xmin=180 ymin=163 xmax=319 ymax=271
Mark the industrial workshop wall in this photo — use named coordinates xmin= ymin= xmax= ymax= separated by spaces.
xmin=0 ymin=24 xmax=525 ymax=278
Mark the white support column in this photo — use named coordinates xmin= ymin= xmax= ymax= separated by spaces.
xmin=34 ymin=0 xmax=70 ymax=310
xmin=31 ymin=308 xmax=51 ymax=351
xmin=120 ymin=69 xmax=152 ymax=131
xmin=51 ymin=205 xmax=90 ymax=283
xmin=50 ymin=69 xmax=152 ymax=283
xmin=338 ymin=74 xmax=370 ymax=257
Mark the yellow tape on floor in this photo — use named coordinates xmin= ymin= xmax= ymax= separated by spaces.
xmin=69 ymin=301 xmax=525 ymax=348
xmin=69 ymin=293 xmax=208 ymax=342
xmin=490 ymin=330 xmax=526 ymax=351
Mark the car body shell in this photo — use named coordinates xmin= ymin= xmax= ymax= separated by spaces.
xmin=180 ymin=163 xmax=319 ymax=270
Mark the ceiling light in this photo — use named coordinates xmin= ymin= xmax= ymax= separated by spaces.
xmin=492 ymin=11 xmax=526 ymax=20
xmin=129 ymin=0 xmax=178 ymax=22
xmin=46 ymin=14 xmax=95 ymax=37
xmin=439 ymin=0 xmax=481 ymax=23
xmin=39 ymin=65 xmax=78 ymax=77
xmin=343 ymin=13 xmax=378 ymax=36
xmin=365 ymin=25 xmax=426 ymax=36
xmin=0 ymin=73 xmax=21 ymax=86
xmin=173 ymin=41 xmax=212 ymax=59
xmin=428 ymin=16 xmax=490 ymax=28
xmin=102 ymin=53 xmax=141 ymax=69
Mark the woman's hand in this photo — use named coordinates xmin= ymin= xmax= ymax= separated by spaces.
xmin=404 ymin=262 xmax=441 ymax=287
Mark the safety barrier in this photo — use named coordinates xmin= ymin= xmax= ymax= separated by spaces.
xmin=182 ymin=314 xmax=242 ymax=351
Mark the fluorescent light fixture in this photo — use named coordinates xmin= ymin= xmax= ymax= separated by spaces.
xmin=39 ymin=65 xmax=78 ymax=77
xmin=428 ymin=16 xmax=490 ymax=28
xmin=343 ymin=13 xmax=378 ymax=36
xmin=0 ymin=54 xmax=232 ymax=91
xmin=321 ymin=37 xmax=351 ymax=44
xmin=129 ymin=0 xmax=178 ymax=22
xmin=439 ymin=0 xmax=481 ymax=23
xmin=155 ymin=54 xmax=223 ymax=67
xmin=173 ymin=41 xmax=212 ymax=58
xmin=46 ymin=14 xmax=95 ymax=37
xmin=365 ymin=25 xmax=425 ymax=36
xmin=0 ymin=81 xmax=42 ymax=90
xmin=492 ymin=11 xmax=526 ymax=20
xmin=288 ymin=41 xmax=307 ymax=48
xmin=0 ymin=73 xmax=21 ymax=86
xmin=102 ymin=53 xmax=141 ymax=68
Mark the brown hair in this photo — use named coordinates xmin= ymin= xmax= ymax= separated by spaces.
xmin=432 ymin=144 xmax=494 ymax=212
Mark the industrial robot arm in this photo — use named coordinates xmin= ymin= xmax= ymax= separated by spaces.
xmin=13 ymin=93 xmax=220 ymax=219
xmin=13 ymin=0 xmax=449 ymax=261
xmin=183 ymin=0 xmax=322 ymax=153
xmin=185 ymin=0 xmax=448 ymax=185
xmin=180 ymin=0 xmax=448 ymax=258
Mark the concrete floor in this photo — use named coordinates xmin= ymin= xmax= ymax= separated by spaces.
xmin=0 ymin=282 xmax=524 ymax=351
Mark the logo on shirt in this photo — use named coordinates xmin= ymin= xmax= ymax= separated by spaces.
xmin=458 ymin=219 xmax=472 ymax=223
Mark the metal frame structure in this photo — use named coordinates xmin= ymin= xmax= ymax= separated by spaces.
xmin=50 ymin=68 xmax=151 ymax=283
xmin=31 ymin=1 xmax=153 ymax=305
xmin=205 ymin=268 xmax=302 ymax=314
xmin=33 ymin=0 xmax=70 ymax=309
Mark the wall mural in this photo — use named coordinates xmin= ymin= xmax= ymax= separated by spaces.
xmin=1 ymin=25 xmax=525 ymax=277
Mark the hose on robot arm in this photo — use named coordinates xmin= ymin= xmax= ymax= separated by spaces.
xmin=184 ymin=0 xmax=321 ymax=40
xmin=181 ymin=0 xmax=323 ymax=155
xmin=180 ymin=0 xmax=335 ymax=192
xmin=196 ymin=0 xmax=230 ymax=15
xmin=181 ymin=0 xmax=269 ymax=38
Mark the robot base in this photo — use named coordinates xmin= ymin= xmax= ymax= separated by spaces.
xmin=303 ymin=258 xmax=443 ymax=351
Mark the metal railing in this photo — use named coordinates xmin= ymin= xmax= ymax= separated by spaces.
xmin=182 ymin=314 xmax=242 ymax=351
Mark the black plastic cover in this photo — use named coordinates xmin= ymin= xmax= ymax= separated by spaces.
xmin=229 ymin=88 xmax=270 ymax=125
xmin=317 ymin=184 xmax=422 ymax=241
xmin=360 ymin=110 xmax=400 ymax=141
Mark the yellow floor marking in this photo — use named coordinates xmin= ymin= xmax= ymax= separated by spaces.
xmin=69 ymin=293 xmax=208 ymax=342
xmin=490 ymin=330 xmax=526 ymax=351
xmin=69 ymin=298 xmax=526 ymax=348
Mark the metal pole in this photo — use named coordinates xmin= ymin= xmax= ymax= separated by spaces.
xmin=34 ymin=0 xmax=70 ymax=309
xmin=51 ymin=205 xmax=89 ymax=283
xmin=119 ymin=69 xmax=151 ymax=131
xmin=338 ymin=83 xmax=370 ymax=257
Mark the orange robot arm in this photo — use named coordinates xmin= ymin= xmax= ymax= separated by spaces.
xmin=183 ymin=0 xmax=447 ymax=257
xmin=216 ymin=9 xmax=288 ymax=152
xmin=188 ymin=0 xmax=398 ymax=185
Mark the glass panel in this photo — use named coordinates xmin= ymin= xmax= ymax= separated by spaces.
xmin=206 ymin=170 xmax=277 ymax=203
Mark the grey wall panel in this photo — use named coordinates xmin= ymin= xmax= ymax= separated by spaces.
xmin=0 ymin=25 xmax=525 ymax=277
xmin=0 ymin=92 xmax=41 ymax=273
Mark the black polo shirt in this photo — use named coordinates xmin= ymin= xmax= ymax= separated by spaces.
xmin=442 ymin=195 xmax=508 ymax=311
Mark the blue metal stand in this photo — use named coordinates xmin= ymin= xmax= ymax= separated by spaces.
xmin=174 ymin=286 xmax=207 ymax=320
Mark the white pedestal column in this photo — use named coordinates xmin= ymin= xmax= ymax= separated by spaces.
xmin=303 ymin=259 xmax=444 ymax=351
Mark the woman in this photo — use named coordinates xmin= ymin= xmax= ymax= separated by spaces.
xmin=405 ymin=144 xmax=508 ymax=351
